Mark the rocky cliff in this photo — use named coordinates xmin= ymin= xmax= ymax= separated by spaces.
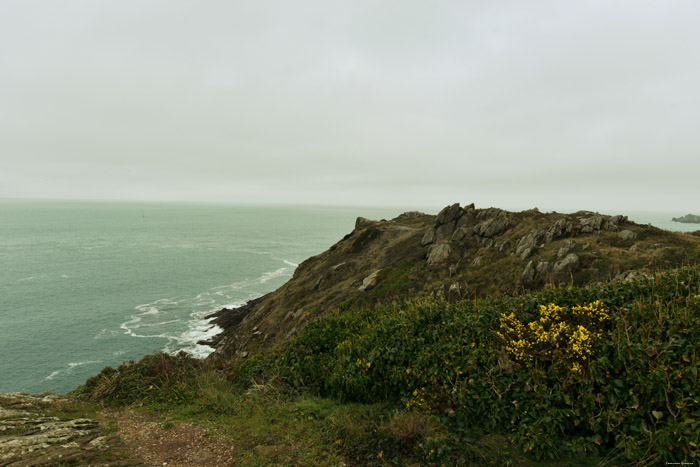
xmin=672 ymin=213 xmax=700 ymax=223
xmin=205 ymin=203 xmax=700 ymax=361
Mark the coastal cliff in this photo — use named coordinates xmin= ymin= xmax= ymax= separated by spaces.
xmin=205 ymin=202 xmax=700 ymax=361
xmin=5 ymin=203 xmax=700 ymax=465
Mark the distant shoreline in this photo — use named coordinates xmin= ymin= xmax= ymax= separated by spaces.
xmin=671 ymin=213 xmax=700 ymax=224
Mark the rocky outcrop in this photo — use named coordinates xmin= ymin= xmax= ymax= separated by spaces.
xmin=521 ymin=261 xmax=536 ymax=286
xmin=553 ymin=254 xmax=580 ymax=276
xmin=619 ymin=230 xmax=637 ymax=241
xmin=672 ymin=214 xmax=700 ymax=224
xmin=204 ymin=202 xmax=700 ymax=361
xmin=426 ymin=244 xmax=451 ymax=266
xmin=474 ymin=214 xmax=510 ymax=238
xmin=0 ymin=393 xmax=131 ymax=466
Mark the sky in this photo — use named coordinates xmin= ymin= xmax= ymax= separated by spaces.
xmin=1 ymin=1 xmax=699 ymax=212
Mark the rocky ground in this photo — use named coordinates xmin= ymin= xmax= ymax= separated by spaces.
xmin=0 ymin=393 xmax=237 ymax=466
xmin=0 ymin=393 xmax=132 ymax=466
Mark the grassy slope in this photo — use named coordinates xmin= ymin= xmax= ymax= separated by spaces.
xmin=78 ymin=266 xmax=700 ymax=465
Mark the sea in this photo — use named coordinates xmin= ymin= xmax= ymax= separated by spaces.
xmin=0 ymin=201 xmax=697 ymax=395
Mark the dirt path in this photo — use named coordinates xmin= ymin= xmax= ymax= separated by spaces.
xmin=104 ymin=410 xmax=237 ymax=466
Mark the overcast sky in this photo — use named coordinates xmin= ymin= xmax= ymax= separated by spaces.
xmin=1 ymin=1 xmax=698 ymax=212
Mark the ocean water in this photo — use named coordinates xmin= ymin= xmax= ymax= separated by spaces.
xmin=0 ymin=200 xmax=404 ymax=394
xmin=1 ymin=201 xmax=696 ymax=395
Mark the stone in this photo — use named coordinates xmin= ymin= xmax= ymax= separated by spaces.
xmin=619 ymin=230 xmax=637 ymax=241
xmin=553 ymin=253 xmax=579 ymax=276
xmin=557 ymin=239 xmax=576 ymax=258
xmin=516 ymin=229 xmax=541 ymax=257
xmin=473 ymin=214 xmax=510 ymax=238
xmin=435 ymin=220 xmax=456 ymax=242
xmin=544 ymin=219 xmax=573 ymax=244
xmin=426 ymin=244 xmax=451 ymax=265
xmin=536 ymin=261 xmax=549 ymax=275
xmin=519 ymin=247 xmax=533 ymax=260
xmin=421 ymin=228 xmax=436 ymax=246
xmin=521 ymin=261 xmax=536 ymax=286
xmin=578 ymin=215 xmax=603 ymax=234
xmin=435 ymin=203 xmax=461 ymax=226
xmin=447 ymin=282 xmax=461 ymax=303
xmin=451 ymin=226 xmax=470 ymax=242
xmin=358 ymin=270 xmax=381 ymax=291
xmin=629 ymin=244 xmax=638 ymax=252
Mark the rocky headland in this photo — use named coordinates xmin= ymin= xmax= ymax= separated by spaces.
xmin=672 ymin=213 xmax=700 ymax=223
xmin=204 ymin=202 xmax=700 ymax=361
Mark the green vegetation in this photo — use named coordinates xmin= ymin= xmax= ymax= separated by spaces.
xmin=78 ymin=266 xmax=700 ymax=465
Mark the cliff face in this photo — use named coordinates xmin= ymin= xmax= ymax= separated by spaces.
xmin=205 ymin=203 xmax=700 ymax=360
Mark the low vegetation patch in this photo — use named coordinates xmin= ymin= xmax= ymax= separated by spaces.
xmin=78 ymin=266 xmax=700 ymax=464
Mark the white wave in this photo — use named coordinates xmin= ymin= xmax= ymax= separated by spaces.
xmin=283 ymin=260 xmax=299 ymax=267
xmin=68 ymin=360 xmax=101 ymax=369
xmin=46 ymin=360 xmax=102 ymax=380
xmin=61 ymin=274 xmax=70 ymax=278
xmin=260 ymin=267 xmax=288 ymax=283
xmin=17 ymin=276 xmax=35 ymax=282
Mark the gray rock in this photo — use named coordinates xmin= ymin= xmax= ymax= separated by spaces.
xmin=451 ymin=226 xmax=470 ymax=242
xmin=579 ymin=215 xmax=603 ymax=234
xmin=435 ymin=220 xmax=456 ymax=242
xmin=516 ymin=229 xmax=541 ymax=257
xmin=475 ymin=207 xmax=503 ymax=220
xmin=536 ymin=261 xmax=549 ymax=275
xmin=447 ymin=282 xmax=461 ymax=303
xmin=544 ymin=219 xmax=573 ymax=244
xmin=521 ymin=261 xmax=536 ymax=286
xmin=619 ymin=230 xmax=637 ymax=241
xmin=421 ymin=228 xmax=436 ymax=246
xmin=520 ymin=247 xmax=533 ymax=260
xmin=629 ymin=244 xmax=639 ymax=252
xmin=426 ymin=244 xmax=451 ymax=265
xmin=358 ymin=269 xmax=381 ymax=291
xmin=435 ymin=203 xmax=461 ymax=226
xmin=474 ymin=214 xmax=510 ymax=238
xmin=553 ymin=253 xmax=579 ymax=276
xmin=557 ymin=239 xmax=576 ymax=258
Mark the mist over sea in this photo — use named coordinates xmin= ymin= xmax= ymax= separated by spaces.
xmin=1 ymin=201 xmax=697 ymax=394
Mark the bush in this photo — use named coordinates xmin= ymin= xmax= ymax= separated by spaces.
xmin=231 ymin=267 xmax=700 ymax=463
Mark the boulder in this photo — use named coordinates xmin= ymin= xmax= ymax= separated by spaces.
xmin=544 ymin=219 xmax=573 ymax=244
xmin=557 ymin=239 xmax=576 ymax=258
xmin=619 ymin=230 xmax=637 ymax=241
xmin=516 ymin=229 xmax=541 ymax=257
xmin=358 ymin=270 xmax=381 ymax=291
xmin=521 ymin=261 xmax=536 ymax=286
xmin=426 ymin=244 xmax=451 ymax=265
xmin=536 ymin=261 xmax=549 ymax=275
xmin=553 ymin=253 xmax=579 ymax=276
xmin=451 ymin=226 xmax=470 ymax=242
xmin=435 ymin=203 xmax=461 ymax=226
xmin=435 ymin=220 xmax=456 ymax=242
xmin=474 ymin=214 xmax=510 ymax=238
xmin=578 ymin=215 xmax=603 ymax=234
xmin=421 ymin=228 xmax=436 ymax=246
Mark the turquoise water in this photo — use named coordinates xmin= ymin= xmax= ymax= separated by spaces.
xmin=1 ymin=201 xmax=696 ymax=395
xmin=0 ymin=201 xmax=404 ymax=394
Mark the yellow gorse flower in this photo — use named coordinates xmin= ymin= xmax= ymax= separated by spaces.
xmin=498 ymin=301 xmax=609 ymax=374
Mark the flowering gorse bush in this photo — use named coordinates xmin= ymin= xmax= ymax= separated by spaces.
xmin=497 ymin=301 xmax=610 ymax=373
